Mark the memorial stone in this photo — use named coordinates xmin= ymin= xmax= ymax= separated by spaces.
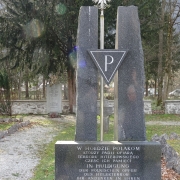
xmin=114 ymin=6 xmax=146 ymax=141
xmin=75 ymin=6 xmax=98 ymax=141
xmin=55 ymin=4 xmax=161 ymax=180
xmin=47 ymin=83 xmax=62 ymax=114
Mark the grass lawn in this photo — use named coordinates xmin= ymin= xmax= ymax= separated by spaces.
xmin=145 ymin=114 xmax=180 ymax=122
xmin=30 ymin=114 xmax=180 ymax=180
xmin=0 ymin=114 xmax=179 ymax=179
xmin=30 ymin=123 xmax=75 ymax=180
xmin=0 ymin=122 xmax=14 ymax=130
xmin=30 ymin=119 xmax=76 ymax=179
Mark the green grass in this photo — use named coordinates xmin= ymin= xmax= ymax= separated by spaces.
xmin=146 ymin=125 xmax=180 ymax=140
xmin=31 ymin=123 xmax=75 ymax=180
xmin=97 ymin=123 xmax=114 ymax=141
xmin=168 ymin=140 xmax=180 ymax=155
xmin=31 ymin=118 xmax=180 ymax=180
xmin=0 ymin=114 xmax=178 ymax=179
xmin=32 ymin=118 xmax=56 ymax=127
xmin=145 ymin=114 xmax=180 ymax=122
xmin=0 ymin=122 xmax=14 ymax=130
xmin=0 ymin=115 xmax=56 ymax=131
xmin=107 ymin=114 xmax=180 ymax=122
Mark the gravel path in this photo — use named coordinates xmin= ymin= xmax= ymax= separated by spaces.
xmin=0 ymin=115 xmax=179 ymax=180
xmin=0 ymin=115 xmax=74 ymax=180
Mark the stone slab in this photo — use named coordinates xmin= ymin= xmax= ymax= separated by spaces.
xmin=97 ymin=107 xmax=113 ymax=116
xmin=114 ymin=6 xmax=146 ymax=141
xmin=55 ymin=141 xmax=161 ymax=180
xmin=47 ymin=84 xmax=62 ymax=113
xmin=75 ymin=6 xmax=98 ymax=141
xmin=165 ymin=100 xmax=180 ymax=114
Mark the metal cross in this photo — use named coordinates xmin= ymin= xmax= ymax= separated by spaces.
xmin=93 ymin=0 xmax=111 ymax=141
xmin=93 ymin=0 xmax=111 ymax=9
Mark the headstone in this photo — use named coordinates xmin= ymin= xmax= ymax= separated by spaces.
xmin=75 ymin=6 xmax=98 ymax=141
xmin=47 ymin=83 xmax=62 ymax=114
xmin=55 ymin=141 xmax=161 ymax=180
xmin=114 ymin=6 xmax=146 ymax=141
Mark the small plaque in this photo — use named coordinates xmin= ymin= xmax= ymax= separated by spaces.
xmin=55 ymin=141 xmax=161 ymax=180
xmin=88 ymin=50 xmax=128 ymax=85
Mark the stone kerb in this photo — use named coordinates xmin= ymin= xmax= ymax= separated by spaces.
xmin=0 ymin=120 xmax=30 ymax=139
xmin=152 ymin=133 xmax=180 ymax=174
xmin=165 ymin=100 xmax=180 ymax=114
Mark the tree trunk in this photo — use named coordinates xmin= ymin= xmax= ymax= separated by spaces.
xmin=164 ymin=0 xmax=177 ymax=99
xmin=68 ymin=69 xmax=76 ymax=113
xmin=18 ymin=71 xmax=22 ymax=99
xmin=25 ymin=79 xmax=29 ymax=99
xmin=64 ymin=83 xmax=68 ymax=100
xmin=145 ymin=80 xmax=148 ymax=96
xmin=43 ymin=76 xmax=46 ymax=98
xmin=157 ymin=0 xmax=166 ymax=106
xmin=155 ymin=78 xmax=157 ymax=96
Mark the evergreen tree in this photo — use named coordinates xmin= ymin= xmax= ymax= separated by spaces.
xmin=0 ymin=0 xmax=180 ymax=110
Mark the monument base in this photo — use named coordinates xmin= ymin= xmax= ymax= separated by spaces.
xmin=55 ymin=141 xmax=161 ymax=180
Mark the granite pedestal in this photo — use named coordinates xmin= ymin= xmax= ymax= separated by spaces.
xmin=55 ymin=141 xmax=161 ymax=180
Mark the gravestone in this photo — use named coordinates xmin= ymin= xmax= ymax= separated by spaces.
xmin=47 ymin=83 xmax=62 ymax=114
xmin=114 ymin=6 xmax=146 ymax=141
xmin=75 ymin=6 xmax=98 ymax=141
xmin=55 ymin=5 xmax=161 ymax=180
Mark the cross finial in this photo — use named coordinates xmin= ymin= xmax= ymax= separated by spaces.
xmin=93 ymin=0 xmax=111 ymax=10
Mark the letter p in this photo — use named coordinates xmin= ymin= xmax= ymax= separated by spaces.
xmin=105 ymin=55 xmax=114 ymax=71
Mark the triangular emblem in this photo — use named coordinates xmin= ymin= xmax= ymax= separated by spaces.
xmin=88 ymin=49 xmax=128 ymax=85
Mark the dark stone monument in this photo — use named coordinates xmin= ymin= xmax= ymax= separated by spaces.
xmin=114 ymin=6 xmax=146 ymax=141
xmin=75 ymin=6 xmax=98 ymax=141
xmin=55 ymin=5 xmax=161 ymax=180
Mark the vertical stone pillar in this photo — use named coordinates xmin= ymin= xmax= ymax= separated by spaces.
xmin=114 ymin=6 xmax=146 ymax=141
xmin=75 ymin=7 xmax=98 ymax=141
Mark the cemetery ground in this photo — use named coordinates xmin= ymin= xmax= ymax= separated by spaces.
xmin=0 ymin=115 xmax=180 ymax=179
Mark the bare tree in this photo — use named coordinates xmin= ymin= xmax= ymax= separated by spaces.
xmin=164 ymin=0 xmax=180 ymax=99
xmin=157 ymin=0 xmax=166 ymax=106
